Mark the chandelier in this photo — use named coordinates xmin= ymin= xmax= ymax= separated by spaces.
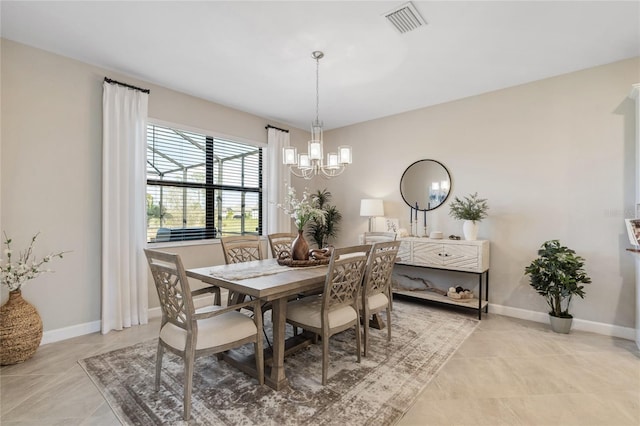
xmin=283 ymin=51 xmax=352 ymax=179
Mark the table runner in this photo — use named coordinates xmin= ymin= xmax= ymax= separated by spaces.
xmin=209 ymin=262 xmax=324 ymax=281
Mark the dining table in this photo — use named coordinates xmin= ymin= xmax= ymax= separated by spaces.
xmin=186 ymin=258 xmax=328 ymax=390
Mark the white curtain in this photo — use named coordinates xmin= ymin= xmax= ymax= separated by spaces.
xmin=101 ymin=81 xmax=149 ymax=334
xmin=266 ymin=127 xmax=292 ymax=234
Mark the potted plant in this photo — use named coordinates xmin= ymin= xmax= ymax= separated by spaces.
xmin=277 ymin=186 xmax=326 ymax=260
xmin=0 ymin=232 xmax=67 ymax=364
xmin=524 ymin=240 xmax=591 ymax=333
xmin=448 ymin=192 xmax=489 ymax=240
xmin=307 ymin=189 xmax=342 ymax=249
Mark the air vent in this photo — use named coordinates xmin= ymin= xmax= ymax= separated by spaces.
xmin=384 ymin=2 xmax=426 ymax=34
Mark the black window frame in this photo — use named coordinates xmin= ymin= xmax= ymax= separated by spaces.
xmin=146 ymin=123 xmax=263 ymax=243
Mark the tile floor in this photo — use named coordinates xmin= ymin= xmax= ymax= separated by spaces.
xmin=1 ymin=304 xmax=638 ymax=425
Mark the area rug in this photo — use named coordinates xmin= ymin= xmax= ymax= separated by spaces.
xmin=79 ymin=301 xmax=478 ymax=426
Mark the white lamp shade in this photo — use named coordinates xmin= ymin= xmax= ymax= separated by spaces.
xmin=360 ymin=199 xmax=384 ymax=217
xmin=327 ymin=152 xmax=339 ymax=168
xmin=309 ymin=140 xmax=322 ymax=160
xmin=283 ymin=147 xmax=297 ymax=165
xmin=298 ymin=153 xmax=311 ymax=169
xmin=338 ymin=145 xmax=352 ymax=164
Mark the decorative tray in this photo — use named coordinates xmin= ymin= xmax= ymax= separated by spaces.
xmin=447 ymin=290 xmax=474 ymax=302
xmin=277 ymin=257 xmax=331 ymax=267
xmin=276 ymin=247 xmax=334 ymax=267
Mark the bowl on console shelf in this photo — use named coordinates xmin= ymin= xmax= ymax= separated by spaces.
xmin=447 ymin=286 xmax=474 ymax=301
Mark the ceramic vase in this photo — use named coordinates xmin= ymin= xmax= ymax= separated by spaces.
xmin=0 ymin=290 xmax=43 ymax=365
xmin=291 ymin=230 xmax=310 ymax=261
xmin=462 ymin=220 xmax=479 ymax=241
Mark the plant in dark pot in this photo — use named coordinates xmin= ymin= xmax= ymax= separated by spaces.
xmin=524 ymin=240 xmax=591 ymax=333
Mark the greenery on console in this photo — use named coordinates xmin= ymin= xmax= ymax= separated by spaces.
xmin=307 ymin=189 xmax=342 ymax=248
xmin=448 ymin=192 xmax=489 ymax=222
xmin=524 ymin=240 xmax=591 ymax=318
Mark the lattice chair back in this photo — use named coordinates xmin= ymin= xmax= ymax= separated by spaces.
xmin=221 ymin=235 xmax=264 ymax=264
xmin=323 ymin=245 xmax=371 ymax=312
xmin=144 ymin=249 xmax=194 ymax=331
xmin=361 ymin=240 xmax=401 ymax=357
xmin=363 ymin=240 xmax=401 ymax=298
xmin=363 ymin=231 xmax=397 ymax=244
xmin=220 ymin=235 xmax=264 ymax=305
xmin=267 ymin=232 xmax=297 ymax=258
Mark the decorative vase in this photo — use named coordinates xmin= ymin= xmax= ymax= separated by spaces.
xmin=291 ymin=230 xmax=310 ymax=261
xmin=549 ymin=314 xmax=573 ymax=334
xmin=462 ymin=220 xmax=479 ymax=241
xmin=0 ymin=290 xmax=43 ymax=365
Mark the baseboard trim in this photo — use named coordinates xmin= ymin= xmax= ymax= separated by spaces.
xmin=41 ymin=298 xmax=635 ymax=344
xmin=41 ymin=320 xmax=101 ymax=345
xmin=41 ymin=295 xmax=218 ymax=345
xmin=489 ymin=303 xmax=636 ymax=341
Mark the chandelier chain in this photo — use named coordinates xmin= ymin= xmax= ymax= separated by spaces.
xmin=315 ymin=55 xmax=320 ymax=124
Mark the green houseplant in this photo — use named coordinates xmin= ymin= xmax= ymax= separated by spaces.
xmin=448 ymin=192 xmax=489 ymax=240
xmin=307 ymin=189 xmax=342 ymax=249
xmin=524 ymin=240 xmax=591 ymax=333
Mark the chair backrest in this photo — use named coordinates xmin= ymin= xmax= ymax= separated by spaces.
xmin=220 ymin=235 xmax=264 ymax=264
xmin=323 ymin=245 xmax=371 ymax=312
xmin=362 ymin=240 xmax=401 ymax=298
xmin=144 ymin=249 xmax=194 ymax=330
xmin=363 ymin=231 xmax=397 ymax=244
xmin=267 ymin=233 xmax=297 ymax=258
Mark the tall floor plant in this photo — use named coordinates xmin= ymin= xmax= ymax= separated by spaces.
xmin=307 ymin=189 xmax=342 ymax=248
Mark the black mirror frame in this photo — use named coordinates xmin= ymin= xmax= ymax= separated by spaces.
xmin=399 ymin=159 xmax=452 ymax=211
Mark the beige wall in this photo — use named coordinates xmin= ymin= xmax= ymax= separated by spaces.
xmin=0 ymin=39 xmax=306 ymax=332
xmin=1 ymin=38 xmax=638 ymax=337
xmin=312 ymin=57 xmax=638 ymax=329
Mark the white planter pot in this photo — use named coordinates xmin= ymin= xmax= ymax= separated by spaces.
xmin=549 ymin=314 xmax=573 ymax=334
xmin=462 ymin=220 xmax=479 ymax=241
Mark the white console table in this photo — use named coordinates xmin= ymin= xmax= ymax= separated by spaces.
xmin=392 ymin=237 xmax=490 ymax=319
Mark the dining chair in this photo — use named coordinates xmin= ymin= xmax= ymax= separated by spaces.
xmin=220 ymin=235 xmax=264 ymax=304
xmin=267 ymin=232 xmax=297 ymax=258
xmin=144 ymin=249 xmax=264 ymax=421
xmin=363 ymin=231 xmax=397 ymax=311
xmin=285 ymin=244 xmax=371 ymax=385
xmin=360 ymin=240 xmax=401 ymax=356
xmin=363 ymin=231 xmax=397 ymax=244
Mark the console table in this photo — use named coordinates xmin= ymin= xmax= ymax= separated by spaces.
xmin=392 ymin=237 xmax=490 ymax=319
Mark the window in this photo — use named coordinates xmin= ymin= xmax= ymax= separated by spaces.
xmin=146 ymin=123 xmax=262 ymax=243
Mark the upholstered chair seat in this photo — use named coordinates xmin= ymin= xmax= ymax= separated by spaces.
xmin=160 ymin=306 xmax=258 ymax=351
xmin=286 ymin=295 xmax=358 ymax=330
xmin=365 ymin=292 xmax=389 ymax=312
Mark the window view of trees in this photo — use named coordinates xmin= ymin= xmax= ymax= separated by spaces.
xmin=146 ymin=124 xmax=262 ymax=243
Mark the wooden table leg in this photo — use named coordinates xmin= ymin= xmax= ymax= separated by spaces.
xmin=268 ymin=297 xmax=287 ymax=390
xmin=370 ymin=313 xmax=386 ymax=330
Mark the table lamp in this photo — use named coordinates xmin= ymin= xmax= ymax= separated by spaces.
xmin=360 ymin=199 xmax=384 ymax=232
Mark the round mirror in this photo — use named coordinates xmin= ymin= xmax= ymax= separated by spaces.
xmin=400 ymin=159 xmax=452 ymax=211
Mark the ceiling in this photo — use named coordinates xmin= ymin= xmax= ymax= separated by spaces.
xmin=1 ymin=1 xmax=639 ymax=131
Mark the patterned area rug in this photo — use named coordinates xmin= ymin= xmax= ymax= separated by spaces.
xmin=79 ymin=301 xmax=478 ymax=425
